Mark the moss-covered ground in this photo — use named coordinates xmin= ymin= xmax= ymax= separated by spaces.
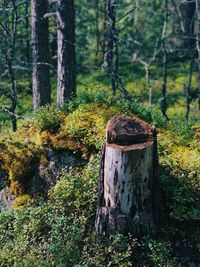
xmin=0 ymin=67 xmax=199 ymax=266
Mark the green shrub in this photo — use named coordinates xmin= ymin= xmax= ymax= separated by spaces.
xmin=150 ymin=106 xmax=167 ymax=128
xmin=51 ymin=154 xmax=99 ymax=216
xmin=63 ymin=91 xmax=152 ymax=123
xmin=0 ymin=203 xmax=85 ymax=267
xmin=167 ymin=119 xmax=196 ymax=146
xmin=81 ymin=234 xmax=136 ymax=267
xmin=115 ymin=95 xmax=152 ymax=122
xmin=0 ymin=211 xmax=15 ymax=246
xmin=142 ymin=238 xmax=175 ymax=267
xmin=33 ymin=105 xmax=65 ymax=132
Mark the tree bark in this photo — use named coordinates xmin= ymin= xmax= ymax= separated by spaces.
xmin=25 ymin=0 xmax=30 ymax=62
xmin=57 ymin=0 xmax=76 ymax=106
xmin=95 ymin=115 xmax=158 ymax=236
xmin=5 ymin=0 xmax=18 ymax=131
xmin=161 ymin=0 xmax=169 ymax=120
xmin=185 ymin=0 xmax=196 ymax=50
xmin=95 ymin=0 xmax=100 ymax=63
xmin=101 ymin=0 xmax=107 ymax=61
xmin=107 ymin=0 xmax=118 ymax=95
xmin=196 ymin=0 xmax=200 ymax=110
xmin=185 ymin=56 xmax=194 ymax=121
xmin=31 ymin=0 xmax=51 ymax=110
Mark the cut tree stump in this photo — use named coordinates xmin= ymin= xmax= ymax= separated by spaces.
xmin=95 ymin=115 xmax=158 ymax=236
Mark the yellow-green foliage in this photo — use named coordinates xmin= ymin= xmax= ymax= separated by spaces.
xmin=0 ymin=134 xmax=39 ymax=181
xmin=33 ymin=105 xmax=65 ymax=132
xmin=12 ymin=194 xmax=30 ymax=208
xmin=158 ymin=127 xmax=200 ymax=221
xmin=63 ymin=103 xmax=120 ymax=149
xmin=0 ymin=129 xmax=41 ymax=197
xmin=39 ymin=103 xmax=120 ymax=158
xmin=0 ymin=102 xmax=121 ymax=201
xmin=0 ymin=93 xmax=199 ymax=217
xmin=9 ymin=181 xmax=24 ymax=196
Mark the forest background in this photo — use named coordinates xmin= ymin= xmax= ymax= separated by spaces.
xmin=0 ymin=0 xmax=199 ymax=266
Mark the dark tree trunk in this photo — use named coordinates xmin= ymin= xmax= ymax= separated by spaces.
xmin=185 ymin=56 xmax=194 ymax=121
xmin=161 ymin=0 xmax=169 ymax=120
xmin=31 ymin=0 xmax=51 ymax=110
xmin=6 ymin=53 xmax=17 ymax=132
xmin=95 ymin=115 xmax=158 ymax=236
xmin=107 ymin=0 xmax=118 ymax=95
xmin=101 ymin=0 xmax=107 ymax=60
xmin=25 ymin=0 xmax=30 ymax=62
xmin=95 ymin=0 xmax=100 ymax=63
xmin=5 ymin=0 xmax=18 ymax=132
xmin=57 ymin=0 xmax=76 ymax=106
xmin=196 ymin=0 xmax=200 ymax=110
xmin=185 ymin=0 xmax=196 ymax=50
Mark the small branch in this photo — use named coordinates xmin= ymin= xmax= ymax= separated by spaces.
xmin=1 ymin=106 xmax=23 ymax=120
xmin=133 ymin=39 xmax=160 ymax=106
xmin=116 ymin=6 xmax=136 ymax=23
xmin=43 ymin=12 xmax=56 ymax=18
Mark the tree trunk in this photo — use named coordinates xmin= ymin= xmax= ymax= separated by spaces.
xmin=185 ymin=0 xmax=196 ymax=50
xmin=196 ymin=0 xmax=200 ymax=110
xmin=25 ymin=0 xmax=30 ymax=62
xmin=95 ymin=0 xmax=100 ymax=63
xmin=95 ymin=115 xmax=158 ymax=236
xmin=161 ymin=0 xmax=169 ymax=120
xmin=185 ymin=56 xmax=194 ymax=121
xmin=101 ymin=0 xmax=107 ymax=60
xmin=31 ymin=0 xmax=51 ymax=110
xmin=57 ymin=0 xmax=76 ymax=106
xmin=107 ymin=0 xmax=117 ymax=95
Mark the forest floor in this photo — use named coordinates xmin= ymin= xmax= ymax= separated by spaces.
xmin=0 ymin=67 xmax=200 ymax=266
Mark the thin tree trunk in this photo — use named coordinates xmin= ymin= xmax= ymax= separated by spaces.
xmin=6 ymin=52 xmax=17 ymax=132
xmin=57 ymin=0 xmax=76 ymax=106
xmin=134 ymin=0 xmax=139 ymax=26
xmin=95 ymin=0 xmax=100 ymax=63
xmin=25 ymin=0 xmax=30 ymax=62
xmin=196 ymin=0 xmax=200 ymax=110
xmin=102 ymin=0 xmax=107 ymax=60
xmin=185 ymin=0 xmax=196 ymax=50
xmin=185 ymin=56 xmax=194 ymax=121
xmin=161 ymin=0 xmax=169 ymax=120
xmin=107 ymin=0 xmax=117 ymax=95
xmin=7 ymin=0 xmax=18 ymax=131
xmin=31 ymin=0 xmax=51 ymax=110
xmin=171 ymin=0 xmax=185 ymax=34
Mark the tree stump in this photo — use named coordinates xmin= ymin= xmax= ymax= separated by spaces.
xmin=95 ymin=115 xmax=158 ymax=236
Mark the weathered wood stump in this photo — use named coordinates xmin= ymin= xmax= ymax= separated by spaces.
xmin=95 ymin=115 xmax=158 ymax=236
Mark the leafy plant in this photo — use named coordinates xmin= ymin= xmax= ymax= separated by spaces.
xmin=33 ymin=105 xmax=65 ymax=132
xmin=142 ymin=238 xmax=175 ymax=267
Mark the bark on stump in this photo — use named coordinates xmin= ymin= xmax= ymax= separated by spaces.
xmin=95 ymin=115 xmax=158 ymax=236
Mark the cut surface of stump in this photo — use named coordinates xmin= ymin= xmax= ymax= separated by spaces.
xmin=106 ymin=115 xmax=154 ymax=145
xmin=95 ymin=115 xmax=158 ymax=236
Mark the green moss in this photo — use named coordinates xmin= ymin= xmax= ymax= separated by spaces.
xmin=0 ymin=128 xmax=41 ymax=197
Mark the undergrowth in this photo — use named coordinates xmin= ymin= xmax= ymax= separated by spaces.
xmin=0 ymin=86 xmax=199 ymax=266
